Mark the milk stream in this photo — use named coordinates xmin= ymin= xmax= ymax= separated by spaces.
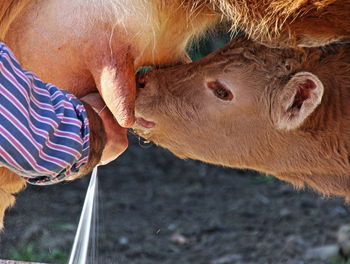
xmin=68 ymin=166 xmax=99 ymax=264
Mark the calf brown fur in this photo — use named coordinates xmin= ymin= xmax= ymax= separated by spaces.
xmin=134 ymin=37 xmax=350 ymax=199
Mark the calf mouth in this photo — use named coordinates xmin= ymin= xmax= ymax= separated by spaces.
xmin=134 ymin=71 xmax=157 ymax=130
xmin=132 ymin=116 xmax=155 ymax=141
xmin=135 ymin=117 xmax=156 ymax=129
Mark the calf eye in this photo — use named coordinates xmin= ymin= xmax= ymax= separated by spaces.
xmin=207 ymin=81 xmax=233 ymax=101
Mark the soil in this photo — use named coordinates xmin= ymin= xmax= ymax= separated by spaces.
xmin=0 ymin=135 xmax=349 ymax=264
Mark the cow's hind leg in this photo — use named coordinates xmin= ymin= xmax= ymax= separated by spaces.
xmin=0 ymin=189 xmax=16 ymax=230
xmin=0 ymin=168 xmax=26 ymax=230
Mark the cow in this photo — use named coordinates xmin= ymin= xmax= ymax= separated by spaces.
xmin=0 ymin=0 xmax=218 ymax=229
xmin=134 ymin=37 xmax=350 ymax=200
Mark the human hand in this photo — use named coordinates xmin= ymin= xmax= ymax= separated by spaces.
xmin=81 ymin=93 xmax=128 ymax=165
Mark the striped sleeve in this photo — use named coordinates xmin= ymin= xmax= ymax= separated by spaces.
xmin=0 ymin=42 xmax=90 ymax=185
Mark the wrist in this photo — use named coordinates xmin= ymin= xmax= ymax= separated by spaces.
xmin=67 ymin=102 xmax=107 ymax=180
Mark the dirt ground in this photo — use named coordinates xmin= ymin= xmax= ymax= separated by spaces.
xmin=0 ymin=135 xmax=349 ymax=264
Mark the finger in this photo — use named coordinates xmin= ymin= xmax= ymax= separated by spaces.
xmin=99 ymin=110 xmax=128 ymax=165
xmin=80 ymin=93 xmax=105 ymax=112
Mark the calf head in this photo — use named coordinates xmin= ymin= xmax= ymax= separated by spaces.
xmin=134 ymin=37 xmax=350 ymax=199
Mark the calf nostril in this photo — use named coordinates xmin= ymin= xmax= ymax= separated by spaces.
xmin=136 ymin=73 xmax=147 ymax=89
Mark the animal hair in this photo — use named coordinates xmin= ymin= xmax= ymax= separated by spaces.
xmin=0 ymin=0 xmax=217 ymax=58
xmin=1 ymin=0 xmax=348 ymax=48
xmin=0 ymin=0 xmax=31 ymax=40
xmin=206 ymin=0 xmax=340 ymax=41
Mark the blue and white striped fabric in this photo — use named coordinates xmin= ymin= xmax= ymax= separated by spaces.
xmin=0 ymin=42 xmax=90 ymax=185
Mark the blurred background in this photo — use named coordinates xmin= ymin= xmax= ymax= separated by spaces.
xmin=0 ymin=34 xmax=350 ymax=264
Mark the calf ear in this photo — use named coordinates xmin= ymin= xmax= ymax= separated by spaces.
xmin=273 ymin=72 xmax=324 ymax=130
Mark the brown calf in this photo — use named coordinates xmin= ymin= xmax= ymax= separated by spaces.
xmin=134 ymin=37 xmax=350 ymax=199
